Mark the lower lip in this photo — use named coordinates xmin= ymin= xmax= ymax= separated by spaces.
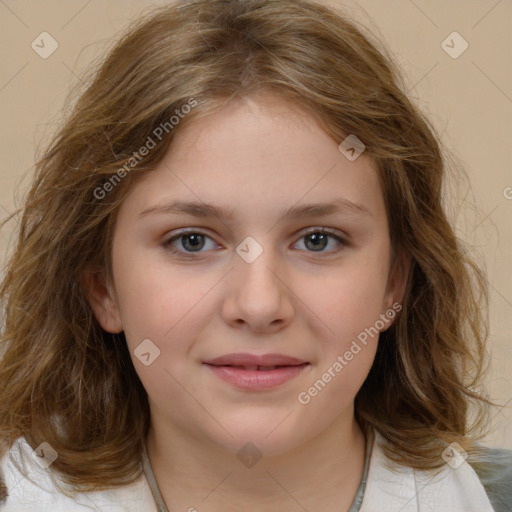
xmin=204 ymin=363 xmax=310 ymax=390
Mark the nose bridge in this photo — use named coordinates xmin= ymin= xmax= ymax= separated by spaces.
xmin=223 ymin=234 xmax=293 ymax=330
xmin=235 ymin=234 xmax=281 ymax=294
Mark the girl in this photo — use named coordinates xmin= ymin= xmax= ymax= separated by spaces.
xmin=0 ymin=0 xmax=510 ymax=510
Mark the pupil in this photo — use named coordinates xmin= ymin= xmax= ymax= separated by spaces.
xmin=306 ymin=233 xmax=327 ymax=251
xmin=183 ymin=234 xmax=204 ymax=251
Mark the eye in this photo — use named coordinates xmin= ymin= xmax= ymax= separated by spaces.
xmin=164 ymin=230 xmax=218 ymax=254
xmin=163 ymin=227 xmax=348 ymax=257
xmin=293 ymin=227 xmax=348 ymax=253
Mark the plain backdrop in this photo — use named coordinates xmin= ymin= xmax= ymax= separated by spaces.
xmin=0 ymin=0 xmax=510 ymax=450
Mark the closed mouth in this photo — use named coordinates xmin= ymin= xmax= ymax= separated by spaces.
xmin=205 ymin=363 xmax=309 ymax=371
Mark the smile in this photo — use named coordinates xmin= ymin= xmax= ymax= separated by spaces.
xmin=203 ymin=362 xmax=310 ymax=390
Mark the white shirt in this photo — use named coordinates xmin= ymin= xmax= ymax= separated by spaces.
xmin=0 ymin=433 xmax=496 ymax=511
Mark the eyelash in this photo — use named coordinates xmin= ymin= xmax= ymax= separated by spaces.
xmin=162 ymin=227 xmax=349 ymax=258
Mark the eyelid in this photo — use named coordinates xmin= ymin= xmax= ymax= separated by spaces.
xmin=300 ymin=226 xmax=347 ymax=239
xmin=164 ymin=226 xmax=347 ymax=240
xmin=163 ymin=226 xmax=349 ymax=255
xmin=163 ymin=227 xmax=220 ymax=251
xmin=294 ymin=226 xmax=350 ymax=251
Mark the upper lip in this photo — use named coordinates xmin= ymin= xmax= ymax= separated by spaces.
xmin=203 ymin=353 xmax=308 ymax=367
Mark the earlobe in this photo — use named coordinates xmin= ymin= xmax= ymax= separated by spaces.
xmin=81 ymin=268 xmax=123 ymax=333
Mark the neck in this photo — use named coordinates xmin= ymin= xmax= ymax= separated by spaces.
xmin=145 ymin=411 xmax=367 ymax=512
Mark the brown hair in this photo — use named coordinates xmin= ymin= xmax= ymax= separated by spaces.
xmin=0 ymin=0 xmax=491 ymax=494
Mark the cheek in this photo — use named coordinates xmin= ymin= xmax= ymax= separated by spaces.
xmin=296 ymin=269 xmax=383 ymax=412
xmin=296 ymin=329 xmax=377 ymax=417
xmin=324 ymin=344 xmax=377 ymax=394
xmin=111 ymin=242 xmax=208 ymax=345
xmin=316 ymin=283 xmax=381 ymax=391
xmin=298 ymin=254 xmax=390 ymax=340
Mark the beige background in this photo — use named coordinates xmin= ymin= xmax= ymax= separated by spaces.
xmin=0 ymin=1 xmax=510 ymax=449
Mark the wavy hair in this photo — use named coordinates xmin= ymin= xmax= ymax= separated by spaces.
xmin=0 ymin=0 xmax=491 ymax=494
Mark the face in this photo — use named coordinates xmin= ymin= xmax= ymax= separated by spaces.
xmin=86 ymin=92 xmax=407 ymax=457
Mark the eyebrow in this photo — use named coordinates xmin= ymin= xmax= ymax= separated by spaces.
xmin=139 ymin=198 xmax=372 ymax=221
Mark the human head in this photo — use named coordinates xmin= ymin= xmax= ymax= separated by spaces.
xmin=0 ymin=0 xmax=488 ymax=491
xmin=86 ymin=89 xmax=408 ymax=459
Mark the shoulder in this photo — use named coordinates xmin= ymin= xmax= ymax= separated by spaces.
xmin=0 ymin=437 xmax=156 ymax=512
xmin=360 ymin=432 xmax=502 ymax=512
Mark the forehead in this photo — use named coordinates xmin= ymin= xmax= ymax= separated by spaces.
xmin=119 ymin=92 xmax=386 ymax=226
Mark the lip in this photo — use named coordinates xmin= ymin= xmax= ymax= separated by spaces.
xmin=203 ymin=352 xmax=308 ymax=367
xmin=203 ymin=353 xmax=310 ymax=390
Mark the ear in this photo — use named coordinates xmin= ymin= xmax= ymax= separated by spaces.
xmin=382 ymin=248 xmax=411 ymax=324
xmin=81 ymin=267 xmax=123 ymax=333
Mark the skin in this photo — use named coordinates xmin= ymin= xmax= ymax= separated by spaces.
xmin=85 ymin=92 xmax=409 ymax=512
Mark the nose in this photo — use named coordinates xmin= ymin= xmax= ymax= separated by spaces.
xmin=221 ymin=245 xmax=294 ymax=334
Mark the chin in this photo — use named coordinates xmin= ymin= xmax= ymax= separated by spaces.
xmin=208 ymin=414 xmax=314 ymax=459
xmin=217 ymin=432 xmax=302 ymax=460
